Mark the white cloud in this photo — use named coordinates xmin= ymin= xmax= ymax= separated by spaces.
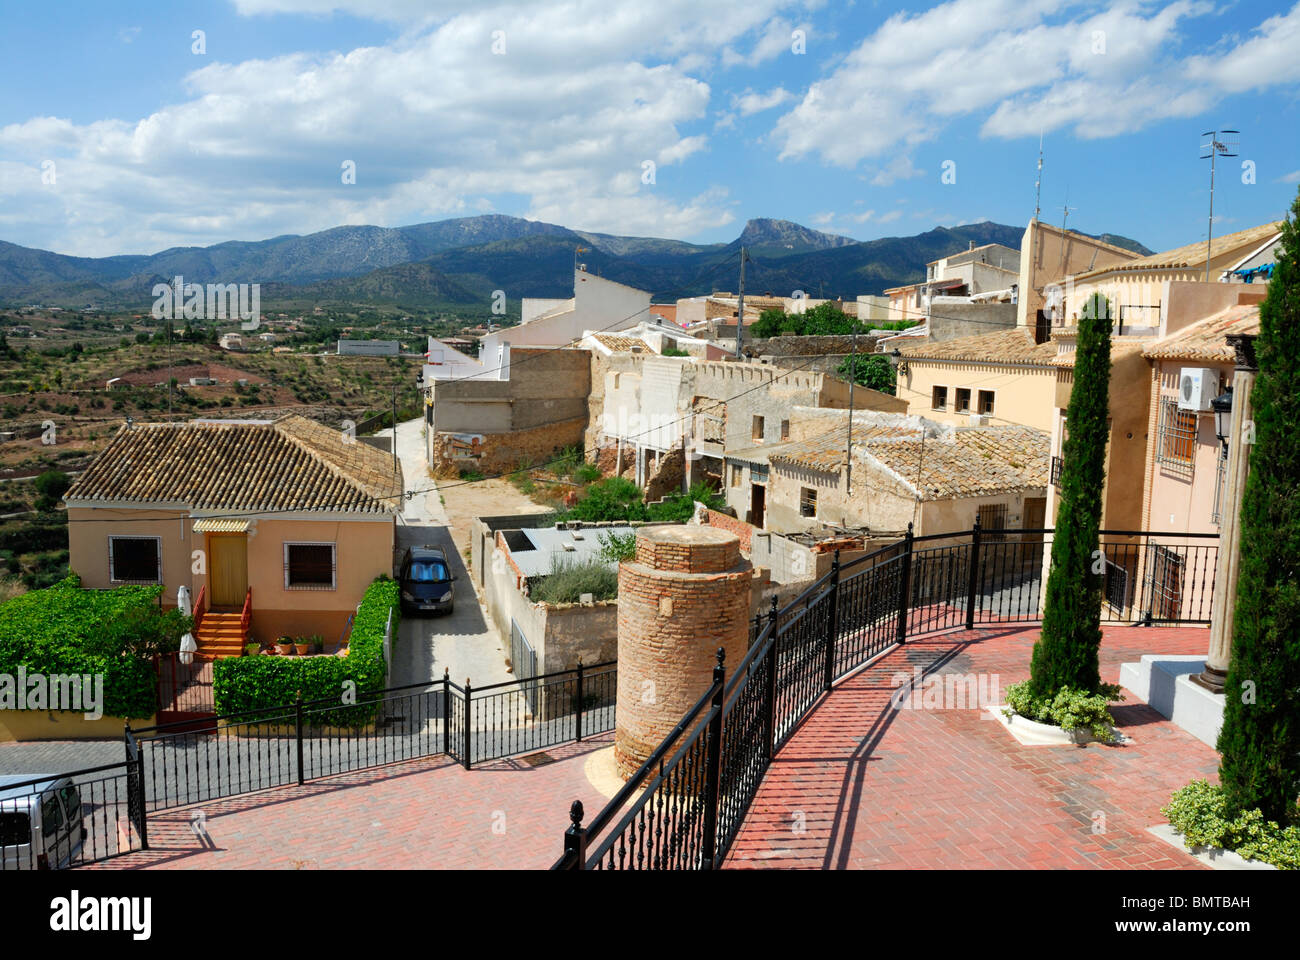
xmin=118 ymin=26 xmax=142 ymax=44
xmin=2 ymin=1 xmax=803 ymax=255
xmin=1280 ymin=170 xmax=1300 ymax=184
xmin=733 ymin=87 xmax=794 ymax=115
xmin=770 ymin=0 xmax=1298 ymax=177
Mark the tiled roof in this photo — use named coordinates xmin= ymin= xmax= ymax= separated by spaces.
xmin=1048 ymin=338 xmax=1148 ymax=368
xmin=897 ymin=328 xmax=1056 ymax=365
xmin=767 ymin=425 xmax=922 ymax=472
xmin=1072 ymin=221 xmax=1283 ymax=281
xmin=593 ymin=333 xmax=646 ymax=352
xmin=863 ymin=426 xmax=1049 ymax=499
xmin=1143 ymin=304 xmax=1260 ymax=363
xmin=65 ymin=414 xmax=402 ymax=515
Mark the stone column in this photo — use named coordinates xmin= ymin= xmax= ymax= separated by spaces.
xmin=614 ymin=525 xmax=752 ymax=780
xmin=1192 ymin=333 xmax=1258 ymax=694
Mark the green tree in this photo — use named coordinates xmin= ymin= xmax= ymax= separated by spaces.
xmin=34 ymin=469 xmax=71 ymax=502
xmin=1027 ymin=292 xmax=1112 ymax=698
xmin=837 ymin=353 xmax=896 ymax=395
xmin=752 ymin=307 xmax=796 ymax=338
xmin=1217 ymin=189 xmax=1300 ymax=822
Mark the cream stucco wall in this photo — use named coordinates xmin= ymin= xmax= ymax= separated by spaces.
xmin=897 ymin=360 xmax=1056 ymax=433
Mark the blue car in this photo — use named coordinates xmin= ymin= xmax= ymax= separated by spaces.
xmin=399 ymin=545 xmax=456 ymax=615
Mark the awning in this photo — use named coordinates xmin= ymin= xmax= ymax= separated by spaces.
xmin=193 ymin=518 xmax=252 ymax=534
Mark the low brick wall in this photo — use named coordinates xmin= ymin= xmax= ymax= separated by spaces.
xmin=705 ymin=508 xmax=755 ymax=552
xmin=432 ymin=415 xmax=587 ymax=477
xmin=0 ymin=711 xmax=154 ymax=742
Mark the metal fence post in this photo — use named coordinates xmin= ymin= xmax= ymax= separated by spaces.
xmin=563 ymin=800 xmax=588 ymax=870
xmin=763 ymin=596 xmax=779 ymax=760
xmin=574 ymin=660 xmax=585 ymax=743
xmin=896 ymin=523 xmax=915 ymax=646
xmin=295 ymin=692 xmax=305 ymax=786
xmin=442 ymin=667 xmax=451 ymax=757
xmin=824 ymin=550 xmax=841 ymax=690
xmin=463 ymin=678 xmax=473 ymax=771
xmin=700 ymin=647 xmax=726 ymax=870
xmin=965 ymin=516 xmax=982 ymax=630
xmin=134 ymin=741 xmax=149 ymax=851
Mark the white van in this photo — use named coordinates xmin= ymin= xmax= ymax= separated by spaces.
xmin=0 ymin=775 xmax=86 ymax=870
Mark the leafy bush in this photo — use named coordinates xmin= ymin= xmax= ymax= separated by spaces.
xmin=213 ymin=576 xmax=399 ymax=726
xmin=837 ymin=354 xmax=896 ymax=395
xmin=562 ymin=476 xmax=649 ymax=522
xmin=1004 ymin=680 xmax=1124 ymax=742
xmin=647 ymin=481 xmax=725 ymax=522
xmin=0 ymin=574 xmax=189 ymax=718
xmin=575 ymin=462 xmax=601 ymax=484
xmin=751 ymin=302 xmax=869 ymax=338
xmin=597 ymin=530 xmax=637 ymax=563
xmin=458 ymin=468 xmax=485 ymax=482
xmin=1163 ymin=780 xmax=1300 ymax=869
xmin=529 ymin=558 xmax=618 ymax=604
xmin=661 ymin=346 xmax=690 ymax=357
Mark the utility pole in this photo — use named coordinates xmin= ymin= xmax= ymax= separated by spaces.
xmin=391 ymin=384 xmax=398 ymax=476
xmin=734 ymin=246 xmax=750 ymax=360
xmin=1201 ymin=130 xmax=1239 ymax=283
xmin=845 ymin=328 xmax=857 ymax=493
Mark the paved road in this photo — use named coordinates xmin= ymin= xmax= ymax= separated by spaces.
xmin=380 ymin=418 xmax=515 ymax=691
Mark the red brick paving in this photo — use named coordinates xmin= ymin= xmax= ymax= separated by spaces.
xmin=725 ymin=625 xmax=1219 ymax=870
xmin=86 ymin=734 xmax=610 ymax=870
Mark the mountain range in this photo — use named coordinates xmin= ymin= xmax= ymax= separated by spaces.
xmin=0 ymin=216 xmax=1153 ymax=311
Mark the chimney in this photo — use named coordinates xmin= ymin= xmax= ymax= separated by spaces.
xmin=969 ymin=241 xmax=975 ymax=251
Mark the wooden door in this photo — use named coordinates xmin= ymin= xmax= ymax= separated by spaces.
xmin=1023 ymin=497 xmax=1046 ymax=540
xmin=209 ymin=535 xmax=248 ymax=607
xmin=750 ymin=484 xmax=766 ymax=529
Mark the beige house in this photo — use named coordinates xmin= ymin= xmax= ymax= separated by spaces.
xmin=894 ymin=328 xmax=1058 ymax=433
xmin=64 ymin=415 xmax=402 ymax=656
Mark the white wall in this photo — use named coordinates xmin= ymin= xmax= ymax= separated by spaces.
xmin=482 ymin=269 xmax=650 ymax=354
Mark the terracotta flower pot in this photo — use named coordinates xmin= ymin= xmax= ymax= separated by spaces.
xmin=294 ymin=643 xmax=311 ymax=656
xmin=277 ymin=642 xmax=295 ymax=656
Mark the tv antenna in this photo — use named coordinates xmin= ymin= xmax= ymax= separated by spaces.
xmin=1200 ymin=130 xmax=1239 ymax=283
xmin=1034 ymin=132 xmax=1043 ymax=222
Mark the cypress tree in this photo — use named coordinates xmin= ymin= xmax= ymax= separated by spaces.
xmin=1217 ymin=189 xmax=1300 ymax=822
xmin=1028 ymin=292 xmax=1112 ymax=697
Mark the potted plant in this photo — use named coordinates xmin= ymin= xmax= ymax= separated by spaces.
xmin=244 ymin=641 xmax=261 ymax=657
xmin=294 ymin=636 xmax=311 ymax=656
xmin=276 ymin=635 xmax=295 ymax=656
xmin=309 ymin=634 xmax=324 ymax=654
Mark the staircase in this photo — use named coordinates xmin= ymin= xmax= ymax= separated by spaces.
xmin=195 ymin=610 xmax=248 ymax=659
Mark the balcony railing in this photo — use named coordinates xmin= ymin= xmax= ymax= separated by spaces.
xmin=1050 ymin=455 xmax=1063 ymax=487
xmin=552 ymin=522 xmax=1219 ymax=870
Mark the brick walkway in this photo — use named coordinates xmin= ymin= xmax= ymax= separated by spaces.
xmin=726 ymin=625 xmax=1219 ymax=870
xmin=83 ymin=734 xmax=610 ymax=870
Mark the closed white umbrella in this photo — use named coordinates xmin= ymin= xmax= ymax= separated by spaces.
xmin=177 ymin=586 xmax=195 ymax=664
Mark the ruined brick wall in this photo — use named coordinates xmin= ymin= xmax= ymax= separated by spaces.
xmin=431 ymin=415 xmax=587 ymax=478
xmin=614 ymin=526 xmax=752 ymax=780
xmin=643 ymin=445 xmax=685 ymax=502
xmin=705 ymin=508 xmax=753 ymax=552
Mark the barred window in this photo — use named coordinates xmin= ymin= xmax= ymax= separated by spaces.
xmin=978 ymin=390 xmax=995 ymax=415
xmin=931 ymin=385 xmax=948 ymax=410
xmin=109 ymin=536 xmax=161 ymax=583
xmin=284 ymin=542 xmax=336 ymax=590
xmin=800 ymin=487 xmax=818 ymax=518
xmin=955 ymin=388 xmax=972 ymax=413
xmin=1211 ymin=445 xmax=1229 ymax=525
xmin=977 ymin=503 xmax=1008 ymax=540
xmin=1156 ymin=399 xmax=1197 ymax=477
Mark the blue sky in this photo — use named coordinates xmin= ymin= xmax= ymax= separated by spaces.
xmin=1 ymin=0 xmax=1297 ymax=258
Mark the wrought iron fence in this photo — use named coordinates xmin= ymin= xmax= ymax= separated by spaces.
xmin=553 ymin=522 xmax=1219 ymax=870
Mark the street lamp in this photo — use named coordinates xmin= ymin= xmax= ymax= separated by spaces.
xmin=1212 ymin=387 xmax=1233 ymax=452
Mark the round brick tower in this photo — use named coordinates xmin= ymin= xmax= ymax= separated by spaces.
xmin=614 ymin=525 xmax=752 ymax=780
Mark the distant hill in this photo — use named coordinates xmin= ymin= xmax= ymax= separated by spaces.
xmin=0 ymin=215 xmax=1153 ymax=310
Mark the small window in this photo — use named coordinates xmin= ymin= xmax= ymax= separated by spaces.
xmin=931 ymin=385 xmax=948 ymax=410
xmin=977 ymin=503 xmax=1008 ymax=540
xmin=1156 ymin=399 xmax=1197 ymax=477
xmin=978 ymin=390 xmax=995 ymax=415
xmin=730 ymin=464 xmax=743 ymax=488
xmin=800 ymin=487 xmax=818 ymax=518
xmin=955 ymin=388 xmax=972 ymax=413
xmin=284 ymin=542 xmax=336 ymax=590
xmin=752 ymin=415 xmax=765 ymax=441
xmin=780 ymin=419 xmax=790 ymax=441
xmin=109 ymin=536 xmax=161 ymax=583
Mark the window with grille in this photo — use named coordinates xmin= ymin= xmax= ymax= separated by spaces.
xmin=1156 ymin=399 xmax=1197 ymax=477
xmin=109 ymin=536 xmax=161 ymax=583
xmin=1211 ymin=445 xmax=1229 ymax=525
xmin=284 ymin=542 xmax=336 ymax=590
xmin=955 ymin=388 xmax=972 ymax=413
xmin=931 ymin=385 xmax=948 ymax=410
xmin=780 ymin=419 xmax=790 ymax=441
xmin=978 ymin=390 xmax=995 ymax=415
xmin=800 ymin=487 xmax=817 ymax=518
xmin=730 ymin=464 xmax=743 ymax=488
xmin=977 ymin=503 xmax=1008 ymax=540
xmin=752 ymin=415 xmax=765 ymax=441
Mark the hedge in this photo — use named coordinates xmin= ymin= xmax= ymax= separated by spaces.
xmin=212 ymin=575 xmax=400 ymax=726
xmin=0 ymin=574 xmax=178 ymax=718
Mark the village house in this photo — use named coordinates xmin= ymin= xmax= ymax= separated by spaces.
xmin=63 ymin=414 xmax=402 ymax=656
xmin=883 ymin=241 xmax=1021 ymax=340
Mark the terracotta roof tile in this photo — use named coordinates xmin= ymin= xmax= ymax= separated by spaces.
xmin=65 ymin=414 xmax=402 ymax=514
xmin=898 ymin=328 xmax=1056 ymax=365
xmin=1143 ymin=304 xmax=1261 ymax=363
xmin=1071 ymin=221 xmax=1283 ymax=281
xmin=863 ymin=426 xmax=1049 ymax=499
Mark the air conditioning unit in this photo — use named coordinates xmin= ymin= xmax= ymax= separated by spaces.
xmin=1178 ymin=367 xmax=1217 ymax=412
xmin=968 ymin=414 xmax=988 ymax=427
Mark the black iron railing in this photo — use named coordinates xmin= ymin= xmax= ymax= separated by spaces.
xmin=553 ymin=522 xmax=1219 ymax=870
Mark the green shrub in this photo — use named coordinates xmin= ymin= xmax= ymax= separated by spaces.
xmin=1004 ymin=680 xmax=1124 ymax=742
xmin=597 ymin=530 xmax=637 ymax=563
xmin=562 ymin=476 xmax=648 ymax=523
xmin=458 ymin=468 xmax=485 ymax=482
xmin=647 ymin=481 xmax=725 ymax=522
xmin=575 ymin=462 xmax=601 ymax=484
xmin=0 ymin=574 xmax=189 ymax=718
xmin=529 ymin=558 xmax=618 ymax=604
xmin=1163 ymin=780 xmax=1300 ymax=869
xmin=213 ymin=575 xmax=399 ymax=726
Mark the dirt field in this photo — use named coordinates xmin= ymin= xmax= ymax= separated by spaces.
xmin=433 ymin=472 xmax=553 ymax=558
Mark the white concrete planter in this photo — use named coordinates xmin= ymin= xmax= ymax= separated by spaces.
xmin=1147 ymin=825 xmax=1278 ymax=871
xmin=985 ymin=705 xmax=1128 ymax=746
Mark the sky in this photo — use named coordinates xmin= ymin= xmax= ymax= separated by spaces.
xmin=1 ymin=0 xmax=1298 ymax=259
